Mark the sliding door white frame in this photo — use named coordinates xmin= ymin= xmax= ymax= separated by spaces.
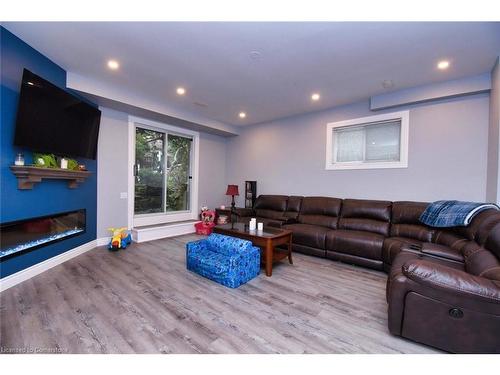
xmin=127 ymin=115 xmax=199 ymax=228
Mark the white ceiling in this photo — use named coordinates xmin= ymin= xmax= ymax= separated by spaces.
xmin=3 ymin=22 xmax=500 ymax=126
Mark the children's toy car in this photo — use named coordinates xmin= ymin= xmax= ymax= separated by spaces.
xmin=108 ymin=227 xmax=132 ymax=250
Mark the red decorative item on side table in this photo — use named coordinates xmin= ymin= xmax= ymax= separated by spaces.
xmin=195 ymin=207 xmax=216 ymax=235
xmin=225 ymin=184 xmax=239 ymax=228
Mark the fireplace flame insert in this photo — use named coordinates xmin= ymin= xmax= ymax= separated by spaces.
xmin=0 ymin=209 xmax=86 ymax=261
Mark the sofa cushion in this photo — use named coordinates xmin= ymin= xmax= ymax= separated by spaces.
xmin=432 ymin=230 xmax=468 ymax=251
xmin=429 ymin=209 xmax=500 ymax=252
xmin=341 ymin=199 xmax=392 ymax=221
xmin=383 ymin=237 xmax=422 ymax=265
xmin=254 ymin=195 xmax=288 ymax=211
xmin=253 ymin=195 xmax=288 ymax=220
xmin=284 ymin=196 xmax=303 ymax=220
xmin=470 ymin=209 xmax=500 ymax=245
xmin=462 ymin=241 xmax=500 ymax=281
xmin=206 ymin=233 xmax=253 ymax=256
xmin=298 ymin=197 xmax=342 ymax=229
xmin=483 ymin=222 xmax=500 ymax=259
xmin=390 ymin=201 xmax=434 ymax=242
xmin=326 ymin=229 xmax=385 ymax=261
xmin=284 ymin=223 xmax=331 ymax=249
xmin=187 ymin=249 xmax=231 ymax=275
xmin=339 ymin=199 xmax=391 ymax=236
xmin=254 ymin=209 xmax=286 ymax=221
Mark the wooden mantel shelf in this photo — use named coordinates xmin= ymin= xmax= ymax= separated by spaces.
xmin=10 ymin=166 xmax=91 ymax=190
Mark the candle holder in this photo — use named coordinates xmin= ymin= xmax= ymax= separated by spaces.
xmin=14 ymin=153 xmax=25 ymax=166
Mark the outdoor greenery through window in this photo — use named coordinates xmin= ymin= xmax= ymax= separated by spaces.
xmin=134 ymin=127 xmax=192 ymax=215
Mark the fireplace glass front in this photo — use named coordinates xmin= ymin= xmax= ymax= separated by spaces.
xmin=0 ymin=209 xmax=86 ymax=261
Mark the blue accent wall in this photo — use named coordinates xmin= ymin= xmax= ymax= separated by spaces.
xmin=0 ymin=27 xmax=97 ymax=278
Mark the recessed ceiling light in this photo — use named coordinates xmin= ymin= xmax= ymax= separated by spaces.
xmin=437 ymin=60 xmax=450 ymax=70
xmin=107 ymin=60 xmax=120 ymax=70
xmin=239 ymin=112 xmax=247 ymax=119
xmin=176 ymin=87 xmax=186 ymax=95
xmin=27 ymin=81 xmax=34 ymax=86
xmin=311 ymin=93 xmax=320 ymax=101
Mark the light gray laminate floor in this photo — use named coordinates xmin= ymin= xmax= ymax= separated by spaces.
xmin=0 ymin=234 xmax=440 ymax=354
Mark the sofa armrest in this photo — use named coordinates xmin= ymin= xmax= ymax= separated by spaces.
xmin=233 ymin=207 xmax=255 ymax=218
xmin=403 ymin=259 xmax=500 ymax=304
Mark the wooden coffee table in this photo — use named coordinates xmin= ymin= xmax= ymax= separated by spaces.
xmin=213 ymin=223 xmax=293 ymax=277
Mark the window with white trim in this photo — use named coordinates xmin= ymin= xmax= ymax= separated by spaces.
xmin=326 ymin=111 xmax=409 ymax=170
xmin=128 ymin=116 xmax=199 ymax=228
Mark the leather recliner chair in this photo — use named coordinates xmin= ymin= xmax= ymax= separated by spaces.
xmin=386 ymin=210 xmax=500 ymax=353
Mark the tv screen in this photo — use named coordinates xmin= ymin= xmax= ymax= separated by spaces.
xmin=14 ymin=69 xmax=101 ymax=160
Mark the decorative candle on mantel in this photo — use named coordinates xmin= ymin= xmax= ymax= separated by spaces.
xmin=257 ymin=222 xmax=264 ymax=231
xmin=14 ymin=153 xmax=25 ymax=166
xmin=60 ymin=158 xmax=68 ymax=169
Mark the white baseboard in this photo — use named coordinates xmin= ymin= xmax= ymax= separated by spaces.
xmin=0 ymin=239 xmax=100 ymax=293
xmin=132 ymin=221 xmax=197 ymax=243
xmin=96 ymin=237 xmax=110 ymax=247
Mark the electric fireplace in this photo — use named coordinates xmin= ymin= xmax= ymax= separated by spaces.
xmin=0 ymin=209 xmax=86 ymax=261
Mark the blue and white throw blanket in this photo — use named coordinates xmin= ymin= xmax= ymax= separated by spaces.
xmin=420 ymin=200 xmax=499 ymax=227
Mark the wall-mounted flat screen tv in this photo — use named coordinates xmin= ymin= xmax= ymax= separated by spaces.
xmin=14 ymin=69 xmax=101 ymax=160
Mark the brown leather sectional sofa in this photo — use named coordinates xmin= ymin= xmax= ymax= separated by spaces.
xmin=235 ymin=195 xmax=500 ymax=353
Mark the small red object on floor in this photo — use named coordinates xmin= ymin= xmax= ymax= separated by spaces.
xmin=195 ymin=208 xmax=216 ymax=235
xmin=195 ymin=221 xmax=215 ymax=235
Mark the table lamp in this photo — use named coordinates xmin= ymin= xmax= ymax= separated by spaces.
xmin=225 ymin=184 xmax=239 ymax=227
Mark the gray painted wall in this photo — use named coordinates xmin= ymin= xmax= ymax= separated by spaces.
xmin=97 ymin=108 xmax=130 ymax=238
xmin=96 ymin=107 xmax=227 ymax=238
xmin=486 ymin=57 xmax=500 ymax=203
xmin=226 ymin=94 xmax=490 ymax=206
xmin=198 ymin=132 xmax=227 ymax=209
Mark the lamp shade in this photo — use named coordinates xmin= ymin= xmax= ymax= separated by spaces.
xmin=225 ymin=184 xmax=239 ymax=196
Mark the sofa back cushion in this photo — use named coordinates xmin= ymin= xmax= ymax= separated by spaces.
xmin=284 ymin=196 xmax=303 ymax=220
xmin=432 ymin=209 xmax=500 ymax=252
xmin=207 ymin=233 xmax=252 ymax=256
xmin=390 ymin=201 xmax=434 ymax=242
xmin=298 ymin=196 xmax=342 ymax=229
xmin=254 ymin=195 xmax=288 ymax=220
xmin=462 ymin=241 xmax=500 ymax=281
xmin=339 ymin=199 xmax=392 ymax=236
xmin=484 ymin=221 xmax=500 ymax=260
xmin=474 ymin=210 xmax=500 ymax=248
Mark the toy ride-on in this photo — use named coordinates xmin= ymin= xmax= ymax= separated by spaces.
xmin=107 ymin=227 xmax=132 ymax=251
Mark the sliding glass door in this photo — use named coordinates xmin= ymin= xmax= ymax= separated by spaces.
xmin=134 ymin=128 xmax=165 ymax=214
xmin=134 ymin=125 xmax=193 ymax=220
xmin=166 ymin=134 xmax=192 ymax=212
